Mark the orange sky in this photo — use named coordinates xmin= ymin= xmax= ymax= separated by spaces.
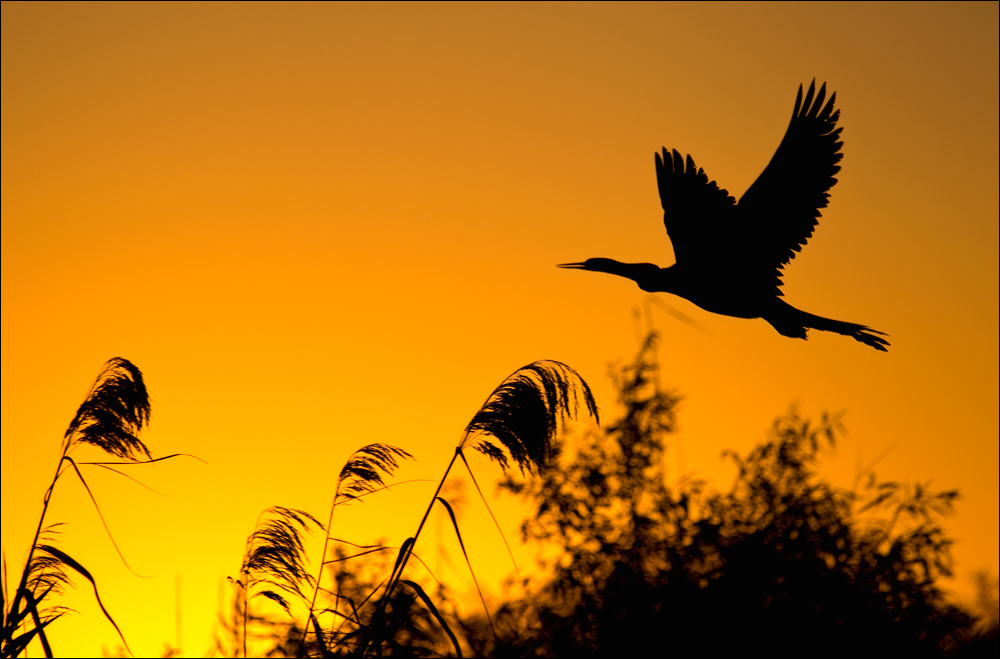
xmin=3 ymin=2 xmax=997 ymax=656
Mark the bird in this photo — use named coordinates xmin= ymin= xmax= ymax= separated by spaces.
xmin=559 ymin=81 xmax=889 ymax=351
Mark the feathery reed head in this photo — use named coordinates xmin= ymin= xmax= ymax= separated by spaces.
xmin=24 ymin=524 xmax=70 ymax=598
xmin=336 ymin=444 xmax=414 ymax=504
xmin=461 ymin=360 xmax=599 ymax=474
xmin=63 ymin=358 xmax=151 ymax=461
xmin=240 ymin=507 xmax=324 ymax=614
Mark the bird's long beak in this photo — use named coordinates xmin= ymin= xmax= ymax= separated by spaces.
xmin=557 ymin=262 xmax=588 ymax=269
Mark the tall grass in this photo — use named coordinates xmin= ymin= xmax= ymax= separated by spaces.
xmin=5 ymin=350 xmax=989 ymax=657
xmin=1 ymin=358 xmax=185 ymax=658
xmin=228 ymin=444 xmax=415 ymax=657
xmin=226 ymin=360 xmax=598 ymax=658
xmin=303 ymin=444 xmax=412 ymax=650
xmin=355 ymin=360 xmax=598 ymax=657
xmin=232 ymin=507 xmax=324 ymax=658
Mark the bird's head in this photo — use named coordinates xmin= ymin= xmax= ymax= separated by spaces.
xmin=557 ymin=257 xmax=624 ymax=273
xmin=558 ymin=258 xmax=663 ymax=291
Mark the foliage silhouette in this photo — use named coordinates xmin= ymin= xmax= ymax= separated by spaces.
xmin=559 ymin=81 xmax=889 ymax=351
xmin=208 ymin=340 xmax=997 ymax=658
xmin=222 ymin=537 xmax=463 ymax=658
xmin=485 ymin=334 xmax=972 ymax=657
xmin=316 ymin=547 xmax=459 ymax=658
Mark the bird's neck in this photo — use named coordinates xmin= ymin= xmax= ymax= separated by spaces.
xmin=598 ymin=260 xmax=674 ymax=293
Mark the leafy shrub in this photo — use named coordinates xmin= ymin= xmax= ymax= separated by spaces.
xmin=490 ymin=335 xmax=974 ymax=657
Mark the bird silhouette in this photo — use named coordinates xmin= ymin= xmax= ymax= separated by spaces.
xmin=560 ymin=81 xmax=888 ymax=351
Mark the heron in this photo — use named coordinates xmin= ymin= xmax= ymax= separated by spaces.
xmin=559 ymin=82 xmax=888 ymax=351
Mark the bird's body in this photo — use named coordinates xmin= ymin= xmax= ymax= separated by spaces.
xmin=560 ymin=82 xmax=888 ymax=351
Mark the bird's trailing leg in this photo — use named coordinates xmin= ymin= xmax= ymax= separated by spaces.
xmin=764 ymin=299 xmax=889 ymax=352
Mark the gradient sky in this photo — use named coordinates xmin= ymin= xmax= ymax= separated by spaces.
xmin=3 ymin=2 xmax=998 ymax=656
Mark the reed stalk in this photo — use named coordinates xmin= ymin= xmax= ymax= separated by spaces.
xmin=355 ymin=360 xmax=597 ymax=657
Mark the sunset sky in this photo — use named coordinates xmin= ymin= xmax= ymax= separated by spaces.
xmin=2 ymin=2 xmax=997 ymax=656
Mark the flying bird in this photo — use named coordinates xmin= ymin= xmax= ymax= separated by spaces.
xmin=560 ymin=82 xmax=888 ymax=351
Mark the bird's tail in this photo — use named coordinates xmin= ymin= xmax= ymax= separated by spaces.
xmin=764 ymin=299 xmax=889 ymax=352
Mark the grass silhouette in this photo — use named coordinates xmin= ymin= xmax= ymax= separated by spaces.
xmin=5 ymin=351 xmax=996 ymax=658
xmin=1 ymin=358 xmax=189 ymax=658
xmin=355 ymin=360 xmax=598 ymax=656
xmin=303 ymin=444 xmax=414 ymax=653
xmin=232 ymin=507 xmax=324 ymax=657
xmin=223 ymin=446 xmax=416 ymax=657
xmin=213 ymin=338 xmax=995 ymax=657
xmin=221 ymin=361 xmax=598 ymax=658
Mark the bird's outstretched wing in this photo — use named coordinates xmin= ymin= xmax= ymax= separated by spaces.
xmin=655 ymin=148 xmax=736 ymax=267
xmin=737 ymin=81 xmax=844 ymax=271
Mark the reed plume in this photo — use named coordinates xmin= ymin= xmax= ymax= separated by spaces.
xmin=335 ymin=445 xmax=414 ymax=504
xmin=358 ymin=360 xmax=598 ymax=657
xmin=302 ymin=444 xmax=413 ymax=654
xmin=461 ymin=360 xmax=599 ymax=474
xmin=239 ymin=507 xmax=324 ymax=614
xmin=2 ymin=358 xmax=157 ymax=658
xmin=63 ymin=357 xmax=152 ymax=460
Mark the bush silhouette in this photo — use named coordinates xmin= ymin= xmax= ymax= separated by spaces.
xmin=488 ymin=335 xmax=973 ymax=658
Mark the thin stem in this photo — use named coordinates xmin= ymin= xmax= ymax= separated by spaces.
xmin=458 ymin=451 xmax=520 ymax=578
xmin=358 ymin=448 xmax=461 ymax=656
xmin=302 ymin=483 xmax=344 ymax=657
xmin=302 ymin=474 xmax=429 ymax=656
xmin=389 ymin=449 xmax=460 ymax=591
xmin=9 ymin=451 xmax=69 ymax=627
xmin=242 ymin=575 xmax=248 ymax=659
